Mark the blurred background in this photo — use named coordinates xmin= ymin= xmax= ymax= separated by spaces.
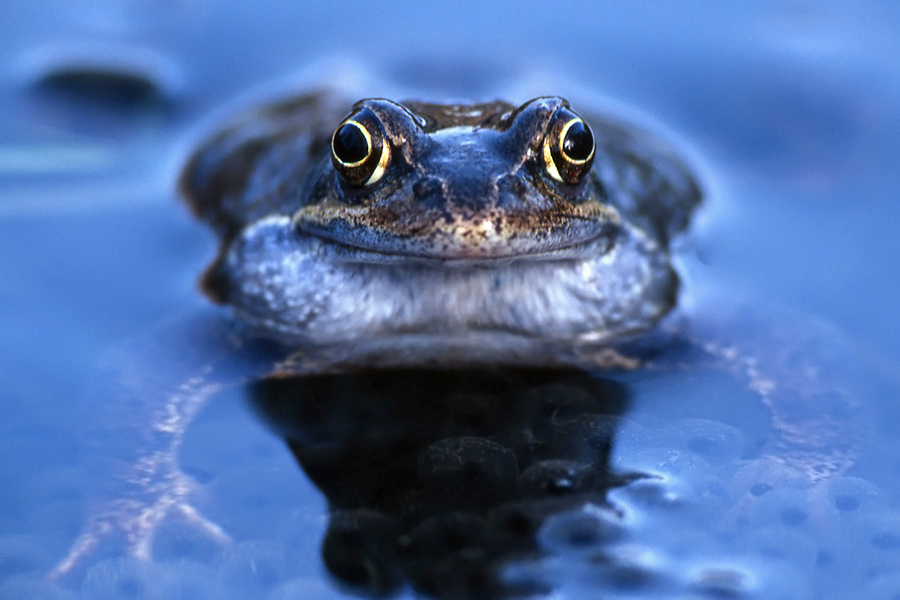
xmin=2 ymin=2 xmax=899 ymax=599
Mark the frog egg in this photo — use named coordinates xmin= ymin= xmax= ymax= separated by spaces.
xmin=619 ymin=446 xmax=719 ymax=508
xmin=608 ymin=471 xmax=697 ymax=512
xmin=846 ymin=511 xmax=900 ymax=575
xmin=823 ymin=476 xmax=885 ymax=516
xmin=537 ymin=503 xmax=625 ymax=555
xmin=488 ymin=499 xmax=561 ymax=547
xmin=686 ymin=563 xmax=758 ymax=598
xmin=600 ymin=543 xmax=671 ymax=590
xmin=740 ymin=526 xmax=818 ymax=569
xmin=735 ymin=486 xmax=819 ymax=530
xmin=654 ymin=418 xmax=750 ymax=467
xmin=497 ymin=557 xmax=550 ymax=597
xmin=547 ymin=414 xmax=623 ymax=464
xmin=682 ymin=558 xmax=813 ymax=600
xmin=403 ymin=512 xmax=490 ymax=560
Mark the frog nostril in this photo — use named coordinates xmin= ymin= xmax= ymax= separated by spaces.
xmin=498 ymin=174 xmax=527 ymax=196
xmin=413 ymin=177 xmax=446 ymax=207
xmin=495 ymin=174 xmax=530 ymax=208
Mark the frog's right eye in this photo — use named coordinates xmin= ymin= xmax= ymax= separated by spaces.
xmin=542 ymin=107 xmax=595 ymax=185
xmin=331 ymin=108 xmax=390 ymax=186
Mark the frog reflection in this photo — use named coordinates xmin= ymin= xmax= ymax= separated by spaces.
xmin=252 ymin=368 xmax=639 ymax=598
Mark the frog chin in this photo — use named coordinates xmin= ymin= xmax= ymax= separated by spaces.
xmin=209 ymin=215 xmax=678 ymax=365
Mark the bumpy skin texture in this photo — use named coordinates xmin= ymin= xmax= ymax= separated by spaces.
xmin=180 ymin=92 xmax=701 ymax=366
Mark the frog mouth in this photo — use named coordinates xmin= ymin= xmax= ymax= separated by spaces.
xmin=292 ymin=208 xmax=621 ymax=263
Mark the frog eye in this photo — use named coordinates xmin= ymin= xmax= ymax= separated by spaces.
xmin=331 ymin=107 xmax=390 ymax=186
xmin=542 ymin=107 xmax=595 ymax=185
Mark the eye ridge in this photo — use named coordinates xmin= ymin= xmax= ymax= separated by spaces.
xmin=330 ymin=107 xmax=390 ymax=187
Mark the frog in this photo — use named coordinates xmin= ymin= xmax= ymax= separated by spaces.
xmin=178 ymin=90 xmax=700 ymax=372
xmin=52 ymin=87 xmax=859 ymax=586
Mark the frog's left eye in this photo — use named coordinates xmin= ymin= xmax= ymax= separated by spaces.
xmin=542 ymin=107 xmax=595 ymax=185
xmin=331 ymin=108 xmax=390 ymax=186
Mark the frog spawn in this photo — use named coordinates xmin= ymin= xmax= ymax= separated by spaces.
xmin=43 ymin=319 xmax=876 ymax=599
xmin=41 ymin=86 xmax=872 ymax=599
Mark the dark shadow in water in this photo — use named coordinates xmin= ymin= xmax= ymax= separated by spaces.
xmin=20 ymin=50 xmax=179 ymax=138
xmin=34 ymin=68 xmax=167 ymax=110
xmin=251 ymin=368 xmax=641 ymax=599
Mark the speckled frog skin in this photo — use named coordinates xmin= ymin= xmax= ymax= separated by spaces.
xmin=181 ymin=92 xmax=701 ymax=367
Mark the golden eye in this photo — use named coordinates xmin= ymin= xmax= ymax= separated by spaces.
xmin=542 ymin=107 xmax=595 ymax=185
xmin=331 ymin=107 xmax=390 ymax=186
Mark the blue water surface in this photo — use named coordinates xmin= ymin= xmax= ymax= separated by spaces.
xmin=2 ymin=2 xmax=900 ymax=599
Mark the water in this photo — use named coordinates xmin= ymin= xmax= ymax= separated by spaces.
xmin=2 ymin=2 xmax=900 ymax=599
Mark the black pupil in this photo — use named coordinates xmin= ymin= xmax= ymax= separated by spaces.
xmin=333 ymin=123 xmax=369 ymax=164
xmin=562 ymin=120 xmax=593 ymax=161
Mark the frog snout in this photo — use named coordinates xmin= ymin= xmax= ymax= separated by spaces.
xmin=411 ymin=171 xmax=532 ymax=212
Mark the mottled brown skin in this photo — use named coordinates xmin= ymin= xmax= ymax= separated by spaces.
xmin=180 ymin=91 xmax=701 ymax=368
